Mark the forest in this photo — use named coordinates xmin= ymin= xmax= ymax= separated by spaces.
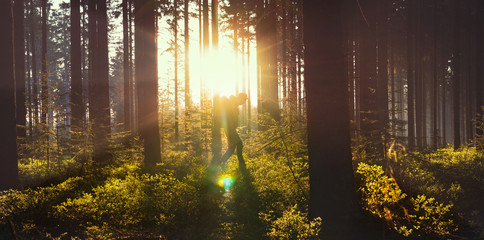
xmin=0 ymin=0 xmax=483 ymax=239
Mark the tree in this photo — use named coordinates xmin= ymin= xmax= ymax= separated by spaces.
xmin=476 ymin=0 xmax=484 ymax=143
xmin=184 ymin=0 xmax=190 ymax=141
xmin=123 ymin=0 xmax=132 ymax=134
xmin=71 ymin=0 xmax=84 ymax=136
xmin=174 ymin=0 xmax=180 ymax=148
xmin=15 ymin=0 xmax=27 ymax=138
xmin=41 ymin=0 xmax=49 ymax=125
xmin=211 ymin=0 xmax=218 ymax=46
xmin=358 ymin=0 xmax=380 ymax=153
xmin=88 ymin=0 xmax=111 ymax=162
xmin=256 ymin=0 xmax=279 ymax=120
xmin=209 ymin=0 xmax=222 ymax=165
xmin=30 ymin=0 xmax=39 ymax=126
xmin=135 ymin=0 xmax=162 ymax=165
xmin=0 ymin=0 xmax=19 ymax=190
xmin=453 ymin=0 xmax=461 ymax=148
xmin=304 ymin=0 xmax=357 ymax=238
xmin=407 ymin=0 xmax=416 ymax=148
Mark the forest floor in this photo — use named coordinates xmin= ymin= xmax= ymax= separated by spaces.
xmin=1 ymin=127 xmax=483 ymax=239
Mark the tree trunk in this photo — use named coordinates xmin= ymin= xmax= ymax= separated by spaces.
xmin=211 ymin=0 xmax=218 ymax=47
xmin=377 ymin=0 xmax=388 ymax=152
xmin=358 ymin=0 xmax=381 ymax=155
xmin=174 ymin=0 xmax=179 ymax=148
xmin=475 ymin=0 xmax=483 ymax=144
xmin=407 ymin=0 xmax=416 ymax=148
xmin=0 ymin=0 xmax=19 ymax=190
xmin=15 ymin=0 xmax=26 ymax=138
xmin=123 ymin=0 xmax=132 ymax=133
xmin=71 ymin=0 xmax=84 ymax=135
xmin=305 ymin=0 xmax=357 ymax=238
xmin=184 ymin=0 xmax=190 ymax=142
xmin=259 ymin=1 xmax=279 ymax=120
xmin=26 ymin=20 xmax=32 ymax=136
xmin=41 ymin=0 xmax=48 ymax=125
xmin=135 ymin=0 xmax=162 ymax=165
xmin=202 ymin=0 xmax=209 ymax=50
xmin=88 ymin=0 xmax=111 ymax=162
xmin=453 ymin=0 xmax=461 ymax=148
xmin=30 ymin=0 xmax=39 ymax=126
xmin=432 ymin=0 xmax=439 ymax=149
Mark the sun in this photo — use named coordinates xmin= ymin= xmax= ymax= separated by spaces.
xmin=202 ymin=50 xmax=241 ymax=97
xmin=156 ymin=14 xmax=258 ymax=105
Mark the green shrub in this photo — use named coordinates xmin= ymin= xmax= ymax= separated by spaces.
xmin=262 ymin=205 xmax=321 ymax=240
xmin=357 ymin=162 xmax=457 ymax=238
xmin=54 ymin=173 xmax=200 ymax=237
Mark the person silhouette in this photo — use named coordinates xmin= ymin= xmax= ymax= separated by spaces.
xmin=217 ymin=93 xmax=247 ymax=169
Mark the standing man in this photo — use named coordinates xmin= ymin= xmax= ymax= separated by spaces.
xmin=213 ymin=93 xmax=247 ymax=169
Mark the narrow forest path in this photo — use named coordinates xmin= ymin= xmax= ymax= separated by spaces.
xmin=198 ymin=163 xmax=265 ymax=240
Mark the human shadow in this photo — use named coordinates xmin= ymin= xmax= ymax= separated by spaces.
xmin=230 ymin=163 xmax=265 ymax=240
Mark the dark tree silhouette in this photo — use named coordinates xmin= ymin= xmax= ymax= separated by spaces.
xmin=15 ymin=0 xmax=27 ymax=138
xmin=30 ymin=0 xmax=39 ymax=126
xmin=0 ymin=0 xmax=19 ymax=190
xmin=407 ymin=0 xmax=416 ymax=149
xmin=453 ymin=0 xmax=461 ymax=148
xmin=184 ymin=0 xmax=190 ymax=140
xmin=88 ymin=0 xmax=111 ymax=161
xmin=41 ymin=0 xmax=48 ymax=124
xmin=135 ymin=0 xmax=162 ymax=166
xmin=71 ymin=0 xmax=84 ymax=135
xmin=123 ymin=0 xmax=132 ymax=133
xmin=477 ymin=0 xmax=484 ymax=142
xmin=256 ymin=0 xmax=279 ymax=120
xmin=304 ymin=0 xmax=357 ymax=238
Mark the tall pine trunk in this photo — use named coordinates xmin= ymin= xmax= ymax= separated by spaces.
xmin=184 ymin=0 xmax=190 ymax=140
xmin=407 ymin=0 xmax=416 ymax=148
xmin=0 ymin=0 xmax=19 ymax=190
xmin=259 ymin=1 xmax=279 ymax=120
xmin=305 ymin=1 xmax=357 ymax=238
xmin=453 ymin=0 xmax=461 ymax=148
xmin=135 ymin=0 xmax=162 ymax=165
xmin=41 ymin=0 xmax=48 ymax=125
xmin=15 ymin=0 xmax=26 ymax=138
xmin=88 ymin=0 xmax=111 ymax=162
xmin=123 ymin=0 xmax=132 ymax=133
xmin=174 ymin=0 xmax=179 ymax=148
xmin=30 ymin=0 xmax=39 ymax=126
xmin=71 ymin=0 xmax=84 ymax=136
xmin=475 ymin=0 xmax=483 ymax=144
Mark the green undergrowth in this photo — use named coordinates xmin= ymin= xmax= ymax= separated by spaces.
xmin=1 ymin=121 xmax=320 ymax=239
xmin=356 ymin=146 xmax=484 ymax=239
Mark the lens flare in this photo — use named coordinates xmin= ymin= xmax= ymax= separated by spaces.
xmin=217 ymin=174 xmax=235 ymax=190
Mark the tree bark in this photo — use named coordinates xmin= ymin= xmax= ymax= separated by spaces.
xmin=174 ymin=0 xmax=179 ymax=148
xmin=211 ymin=0 xmax=218 ymax=47
xmin=41 ymin=0 xmax=48 ymax=125
xmin=305 ymin=0 xmax=357 ymax=238
xmin=358 ymin=0 xmax=381 ymax=155
xmin=407 ymin=0 xmax=416 ymax=148
xmin=259 ymin=0 xmax=279 ymax=120
xmin=15 ymin=0 xmax=26 ymax=138
xmin=184 ymin=0 xmax=190 ymax=141
xmin=123 ymin=0 xmax=132 ymax=133
xmin=71 ymin=0 xmax=84 ymax=135
xmin=202 ymin=0 xmax=209 ymax=50
xmin=30 ymin=0 xmax=39 ymax=126
xmin=475 ymin=0 xmax=483 ymax=143
xmin=135 ymin=0 xmax=162 ymax=165
xmin=0 ymin=0 xmax=19 ymax=190
xmin=453 ymin=0 xmax=461 ymax=148
xmin=88 ymin=0 xmax=111 ymax=162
